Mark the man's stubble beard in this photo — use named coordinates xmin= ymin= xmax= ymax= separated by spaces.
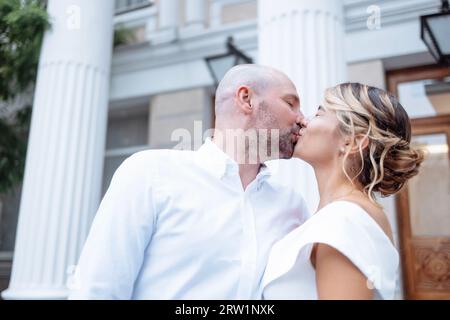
xmin=278 ymin=127 xmax=296 ymax=159
xmin=254 ymin=100 xmax=298 ymax=160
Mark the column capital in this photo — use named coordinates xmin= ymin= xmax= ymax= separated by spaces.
xmin=259 ymin=0 xmax=344 ymax=25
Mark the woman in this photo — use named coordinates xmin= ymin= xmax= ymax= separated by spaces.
xmin=262 ymin=83 xmax=424 ymax=300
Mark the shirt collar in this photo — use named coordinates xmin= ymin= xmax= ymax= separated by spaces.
xmin=196 ymin=138 xmax=271 ymax=181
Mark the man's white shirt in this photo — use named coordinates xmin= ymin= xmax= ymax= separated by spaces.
xmin=69 ymin=139 xmax=309 ymax=299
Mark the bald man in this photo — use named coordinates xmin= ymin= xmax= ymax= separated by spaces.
xmin=69 ymin=65 xmax=310 ymax=300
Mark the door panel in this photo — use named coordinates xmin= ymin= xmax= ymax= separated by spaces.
xmin=409 ymin=133 xmax=450 ymax=237
xmin=398 ymin=120 xmax=450 ymax=299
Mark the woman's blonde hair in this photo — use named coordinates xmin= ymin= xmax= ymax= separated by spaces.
xmin=323 ymin=83 xmax=424 ymax=203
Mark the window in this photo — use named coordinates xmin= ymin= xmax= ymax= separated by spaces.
xmin=397 ymin=76 xmax=450 ymax=119
xmin=102 ymin=104 xmax=150 ymax=196
xmin=106 ymin=110 xmax=149 ymax=150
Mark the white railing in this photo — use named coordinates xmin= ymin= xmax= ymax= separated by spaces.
xmin=113 ymin=0 xmax=257 ymax=47
xmin=115 ymin=0 xmax=154 ymax=15
xmin=209 ymin=0 xmax=256 ymax=28
xmin=113 ymin=2 xmax=158 ymax=46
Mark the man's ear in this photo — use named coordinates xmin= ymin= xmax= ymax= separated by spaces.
xmin=236 ymin=85 xmax=253 ymax=114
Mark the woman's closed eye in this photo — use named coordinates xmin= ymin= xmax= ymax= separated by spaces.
xmin=315 ymin=105 xmax=325 ymax=117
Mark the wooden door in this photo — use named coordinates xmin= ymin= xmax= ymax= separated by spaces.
xmin=388 ymin=66 xmax=450 ymax=299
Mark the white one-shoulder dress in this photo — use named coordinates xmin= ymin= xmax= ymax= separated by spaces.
xmin=262 ymin=201 xmax=399 ymax=300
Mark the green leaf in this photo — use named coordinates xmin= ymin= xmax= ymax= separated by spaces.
xmin=0 ymin=0 xmax=49 ymax=194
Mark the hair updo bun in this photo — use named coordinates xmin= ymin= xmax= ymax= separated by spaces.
xmin=324 ymin=83 xmax=425 ymax=202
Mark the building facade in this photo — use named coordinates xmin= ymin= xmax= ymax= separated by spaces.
xmin=0 ymin=0 xmax=449 ymax=299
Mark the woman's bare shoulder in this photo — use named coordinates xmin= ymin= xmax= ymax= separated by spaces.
xmin=341 ymin=196 xmax=394 ymax=244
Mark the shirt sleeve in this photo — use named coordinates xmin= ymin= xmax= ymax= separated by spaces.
xmin=68 ymin=152 xmax=156 ymax=300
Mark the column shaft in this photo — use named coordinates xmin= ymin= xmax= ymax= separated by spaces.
xmin=259 ymin=0 xmax=347 ymax=212
xmin=2 ymin=0 xmax=114 ymax=299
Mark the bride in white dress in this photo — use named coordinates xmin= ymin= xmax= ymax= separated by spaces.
xmin=262 ymin=83 xmax=424 ymax=300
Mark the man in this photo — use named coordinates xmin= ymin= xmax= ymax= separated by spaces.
xmin=69 ymin=64 xmax=309 ymax=299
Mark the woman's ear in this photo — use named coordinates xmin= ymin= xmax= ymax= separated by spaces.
xmin=236 ymin=86 xmax=253 ymax=114
xmin=349 ymin=134 xmax=369 ymax=154
xmin=340 ymin=135 xmax=369 ymax=156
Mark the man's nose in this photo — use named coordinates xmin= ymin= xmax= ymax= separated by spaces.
xmin=296 ymin=112 xmax=306 ymax=127
xmin=298 ymin=115 xmax=309 ymax=128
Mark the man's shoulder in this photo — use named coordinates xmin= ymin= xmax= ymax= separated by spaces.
xmin=127 ymin=148 xmax=196 ymax=163
xmin=119 ymin=148 xmax=197 ymax=176
xmin=111 ymin=149 xmax=197 ymax=185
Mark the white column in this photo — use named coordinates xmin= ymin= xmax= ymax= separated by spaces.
xmin=151 ymin=0 xmax=180 ymax=44
xmin=181 ymin=0 xmax=206 ymax=35
xmin=2 ymin=0 xmax=114 ymax=300
xmin=259 ymin=0 xmax=347 ymax=213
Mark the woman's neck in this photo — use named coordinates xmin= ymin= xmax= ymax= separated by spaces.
xmin=314 ymin=162 xmax=364 ymax=211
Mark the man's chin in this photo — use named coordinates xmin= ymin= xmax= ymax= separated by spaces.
xmin=279 ymin=146 xmax=295 ymax=160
